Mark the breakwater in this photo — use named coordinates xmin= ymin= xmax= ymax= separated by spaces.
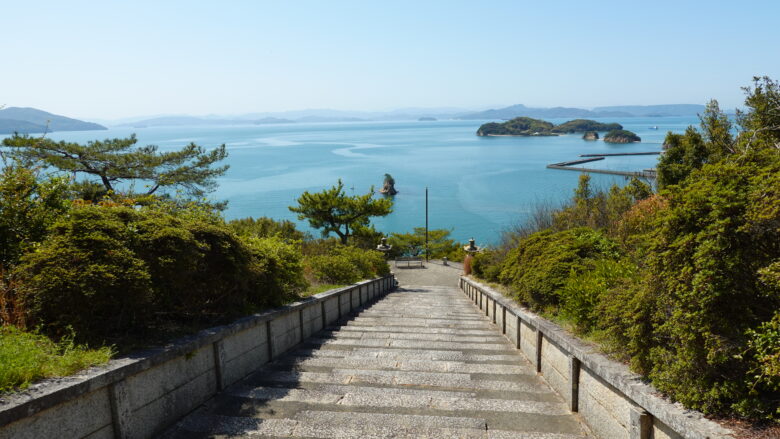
xmin=580 ymin=151 xmax=661 ymax=157
xmin=547 ymin=155 xmax=657 ymax=179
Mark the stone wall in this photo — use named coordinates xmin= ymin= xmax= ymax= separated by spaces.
xmin=0 ymin=275 xmax=396 ymax=439
xmin=459 ymin=277 xmax=734 ymax=439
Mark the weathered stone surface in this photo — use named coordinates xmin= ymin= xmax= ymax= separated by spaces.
xmin=0 ymin=389 xmax=112 ymax=439
xmin=162 ymin=284 xmax=588 ymax=438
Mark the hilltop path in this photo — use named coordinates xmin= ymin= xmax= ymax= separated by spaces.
xmin=162 ymin=261 xmax=589 ymax=438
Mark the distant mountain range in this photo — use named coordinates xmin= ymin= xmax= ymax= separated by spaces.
xmin=0 ymin=107 xmax=106 ymax=134
xmin=0 ymin=103 xmax=714 ymax=134
xmin=458 ymin=104 xmax=708 ymax=120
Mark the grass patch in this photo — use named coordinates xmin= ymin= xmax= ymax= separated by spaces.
xmin=0 ymin=326 xmax=114 ymax=393
xmin=301 ymin=283 xmax=347 ymax=297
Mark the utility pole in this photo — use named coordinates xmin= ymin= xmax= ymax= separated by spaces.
xmin=425 ymin=186 xmax=429 ymax=262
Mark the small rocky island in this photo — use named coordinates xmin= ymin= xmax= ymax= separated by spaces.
xmin=603 ymin=129 xmax=641 ymax=143
xmin=418 ymin=117 xmax=437 ymax=121
xmin=582 ymin=131 xmax=599 ymax=140
xmin=379 ymin=173 xmax=397 ymax=195
xmin=477 ymin=117 xmax=623 ymax=137
xmin=477 ymin=117 xmax=557 ymax=136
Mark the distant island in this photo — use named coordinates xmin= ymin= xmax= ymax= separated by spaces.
xmin=379 ymin=173 xmax=397 ymax=195
xmin=0 ymin=107 xmax=106 ymax=134
xmin=418 ymin=117 xmax=437 ymax=121
xmin=583 ymin=131 xmax=599 ymax=140
xmin=477 ymin=117 xmax=623 ymax=137
xmin=603 ymin=129 xmax=641 ymax=143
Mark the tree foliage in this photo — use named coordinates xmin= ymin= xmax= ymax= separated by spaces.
xmin=657 ymin=100 xmax=733 ymax=189
xmin=0 ymin=163 xmax=70 ymax=268
xmin=289 ymin=179 xmax=393 ymax=244
xmin=470 ymin=77 xmax=780 ymax=421
xmin=12 ymin=203 xmax=307 ymax=343
xmin=228 ymin=216 xmax=307 ymax=242
xmin=2 ymin=134 xmax=228 ymax=198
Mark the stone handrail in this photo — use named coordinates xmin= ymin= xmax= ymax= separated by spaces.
xmin=0 ymin=275 xmax=396 ymax=439
xmin=459 ymin=276 xmax=733 ymax=439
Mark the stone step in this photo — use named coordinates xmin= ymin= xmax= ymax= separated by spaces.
xmin=331 ymin=324 xmax=498 ymax=335
xmin=294 ymin=347 xmax=527 ymax=363
xmin=248 ymin=369 xmax=548 ymax=393
xmin=167 ymin=411 xmax=490 ymax=439
xmin=349 ymin=317 xmax=494 ymax=328
xmin=225 ymin=385 xmax=570 ymax=415
xmin=325 ymin=330 xmax=506 ymax=343
xmin=161 ymin=284 xmax=588 ymax=439
xmin=271 ymin=356 xmax=534 ymax=375
xmin=167 ymin=412 xmax=588 ymax=439
xmin=307 ymin=336 xmax=510 ymax=351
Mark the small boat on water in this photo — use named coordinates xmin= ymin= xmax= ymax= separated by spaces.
xmin=649 ymin=126 xmax=659 ymax=130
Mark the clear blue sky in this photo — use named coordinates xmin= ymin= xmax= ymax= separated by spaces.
xmin=2 ymin=1 xmax=778 ymax=119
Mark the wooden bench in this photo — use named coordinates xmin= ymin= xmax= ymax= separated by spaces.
xmin=394 ymin=257 xmax=424 ymax=268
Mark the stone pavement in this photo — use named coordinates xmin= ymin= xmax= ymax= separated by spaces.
xmin=392 ymin=259 xmax=463 ymax=287
xmin=162 ymin=272 xmax=590 ymax=438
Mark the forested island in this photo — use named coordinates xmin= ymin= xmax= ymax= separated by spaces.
xmin=476 ymin=117 xmax=623 ymax=136
xmin=603 ymin=129 xmax=641 ymax=143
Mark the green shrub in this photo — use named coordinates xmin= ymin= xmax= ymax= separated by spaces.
xmin=332 ymin=245 xmax=390 ymax=278
xmin=228 ymin=216 xmax=307 ymax=241
xmin=14 ymin=203 xmax=308 ymax=342
xmin=0 ymin=326 xmax=113 ymax=392
xmin=640 ymin=154 xmax=780 ymax=416
xmin=245 ymin=236 xmax=309 ymax=306
xmin=560 ymin=258 xmax=636 ymax=333
xmin=15 ymin=205 xmax=153 ymax=340
xmin=0 ymin=164 xmax=70 ymax=268
xmin=471 ymin=249 xmax=503 ymax=282
xmin=497 ymin=228 xmax=618 ymax=311
xmin=308 ymin=254 xmax=362 ymax=284
xmin=306 ymin=245 xmax=389 ymax=284
xmin=741 ymin=311 xmax=780 ymax=420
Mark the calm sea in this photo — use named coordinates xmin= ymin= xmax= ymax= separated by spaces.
xmin=43 ymin=116 xmax=697 ymax=244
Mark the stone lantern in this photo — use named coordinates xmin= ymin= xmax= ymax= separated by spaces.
xmin=463 ymin=238 xmax=480 ymax=276
xmin=376 ymin=237 xmax=392 ymax=259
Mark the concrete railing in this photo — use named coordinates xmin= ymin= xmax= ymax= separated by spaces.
xmin=460 ymin=276 xmax=733 ymax=439
xmin=0 ymin=275 xmax=395 ymax=439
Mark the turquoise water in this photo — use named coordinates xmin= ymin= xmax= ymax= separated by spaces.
xmin=41 ymin=116 xmax=697 ymax=244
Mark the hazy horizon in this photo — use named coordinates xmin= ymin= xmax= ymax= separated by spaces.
xmin=3 ymin=1 xmax=779 ymax=119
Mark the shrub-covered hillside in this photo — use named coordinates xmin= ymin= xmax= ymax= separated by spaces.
xmin=472 ymin=77 xmax=780 ymax=422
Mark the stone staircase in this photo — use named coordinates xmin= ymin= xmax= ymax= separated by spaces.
xmin=162 ymin=286 xmax=590 ymax=438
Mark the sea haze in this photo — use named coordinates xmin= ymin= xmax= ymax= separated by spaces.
xmin=42 ymin=117 xmax=697 ymax=244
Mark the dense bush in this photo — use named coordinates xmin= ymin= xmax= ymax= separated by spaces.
xmin=306 ymin=244 xmax=389 ymax=284
xmin=15 ymin=205 xmax=153 ymax=340
xmin=228 ymin=216 xmax=307 ymax=241
xmin=559 ymin=258 xmax=637 ymax=332
xmin=496 ymin=227 xmax=618 ymax=311
xmin=0 ymin=164 xmax=70 ymax=268
xmin=470 ymin=78 xmax=780 ymax=421
xmin=638 ymin=153 xmax=780 ymax=417
xmin=307 ymin=254 xmax=362 ymax=284
xmin=471 ymin=248 xmax=504 ymax=282
xmin=13 ymin=204 xmax=307 ymax=342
